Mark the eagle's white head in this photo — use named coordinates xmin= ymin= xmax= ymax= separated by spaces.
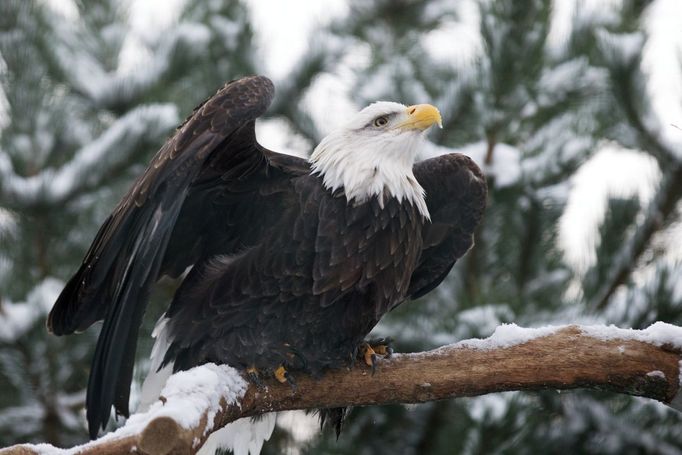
xmin=310 ymin=101 xmax=442 ymax=219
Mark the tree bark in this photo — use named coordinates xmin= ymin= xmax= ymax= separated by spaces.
xmin=2 ymin=325 xmax=681 ymax=455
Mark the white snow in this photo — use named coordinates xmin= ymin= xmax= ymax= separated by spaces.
xmin=275 ymin=411 xmax=319 ymax=445
xmin=449 ymin=323 xmax=560 ymax=351
xmin=422 ymin=0 xmax=482 ymax=70
xmin=0 ymin=104 xmax=178 ymax=208
xmin=142 ymin=364 xmax=247 ymax=432
xmin=246 ymin=0 xmax=348 ymax=79
xmin=580 ymin=322 xmax=682 ymax=350
xmin=138 ymin=317 xmax=275 ymax=455
xmin=0 ymin=278 xmax=63 ymax=342
xmin=416 ymin=322 xmax=682 ymax=363
xmin=0 ymin=207 xmax=16 ymax=238
xmin=641 ymin=0 xmax=682 ymax=160
xmin=547 ymin=0 xmax=622 ymax=54
xmin=646 ymin=370 xmax=666 ymax=380
xmin=559 ymin=144 xmax=660 ymax=275
xmin=12 ymin=363 xmax=248 ymax=455
xmin=596 ymin=29 xmax=645 ymax=68
xmin=468 ymin=393 xmax=512 ymax=422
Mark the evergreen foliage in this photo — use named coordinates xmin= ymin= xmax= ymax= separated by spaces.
xmin=1 ymin=0 xmax=681 ymax=452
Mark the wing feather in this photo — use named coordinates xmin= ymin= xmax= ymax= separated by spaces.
xmin=408 ymin=153 xmax=487 ymax=299
xmin=47 ymin=76 xmax=278 ymax=438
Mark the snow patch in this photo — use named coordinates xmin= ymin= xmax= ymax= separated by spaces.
xmin=141 ymin=363 xmax=247 ymax=432
xmin=0 ymin=104 xmax=178 ymax=208
xmin=558 ymin=144 xmax=660 ymax=275
xmin=446 ymin=323 xmax=560 ymax=351
xmin=469 ymin=393 xmax=512 ymax=422
xmin=15 ymin=364 xmax=248 ymax=455
xmin=580 ymin=322 xmax=682 ymax=350
xmin=0 ymin=278 xmax=63 ymax=342
xmin=416 ymin=322 xmax=682 ymax=359
xmin=422 ymin=1 xmax=482 ymax=69
xmin=646 ymin=370 xmax=666 ymax=380
xmin=0 ymin=208 xmax=16 ymax=238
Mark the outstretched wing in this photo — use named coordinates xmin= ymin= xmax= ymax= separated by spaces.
xmin=408 ymin=153 xmax=487 ymax=299
xmin=46 ymin=76 xmax=291 ymax=438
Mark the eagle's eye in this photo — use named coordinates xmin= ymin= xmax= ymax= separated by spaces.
xmin=373 ymin=116 xmax=389 ymax=128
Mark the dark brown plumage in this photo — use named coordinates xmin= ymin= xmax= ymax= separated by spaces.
xmin=47 ymin=75 xmax=487 ymax=440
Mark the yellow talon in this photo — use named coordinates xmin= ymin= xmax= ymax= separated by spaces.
xmin=373 ymin=345 xmax=389 ymax=356
xmin=364 ymin=345 xmax=376 ymax=368
xmin=274 ymin=365 xmax=288 ymax=383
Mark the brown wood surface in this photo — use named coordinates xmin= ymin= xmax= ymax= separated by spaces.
xmin=3 ymin=325 xmax=680 ymax=455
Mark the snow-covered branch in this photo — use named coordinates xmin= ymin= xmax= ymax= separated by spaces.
xmin=48 ymin=15 xmax=212 ymax=113
xmin=0 ymin=104 xmax=178 ymax=210
xmin=3 ymin=323 xmax=682 ymax=455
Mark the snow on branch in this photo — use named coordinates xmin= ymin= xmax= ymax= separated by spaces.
xmin=3 ymin=323 xmax=682 ymax=455
xmin=0 ymin=104 xmax=178 ymax=210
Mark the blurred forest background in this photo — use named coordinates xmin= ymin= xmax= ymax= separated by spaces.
xmin=1 ymin=0 xmax=682 ymax=453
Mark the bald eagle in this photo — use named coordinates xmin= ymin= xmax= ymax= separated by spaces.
xmin=48 ymin=76 xmax=486 ymax=445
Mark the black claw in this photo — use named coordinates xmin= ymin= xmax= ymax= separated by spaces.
xmin=370 ymin=353 xmax=378 ymax=376
xmin=284 ymin=371 xmax=297 ymax=391
xmin=246 ymin=368 xmax=265 ymax=390
xmin=288 ymin=347 xmax=308 ymax=370
xmin=370 ymin=337 xmax=394 ymax=358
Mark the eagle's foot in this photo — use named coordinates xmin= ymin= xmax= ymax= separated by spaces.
xmin=274 ymin=365 xmax=297 ymax=391
xmin=358 ymin=337 xmax=394 ymax=374
xmin=246 ymin=366 xmax=265 ymax=390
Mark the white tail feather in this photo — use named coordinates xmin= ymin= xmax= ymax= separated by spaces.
xmin=197 ymin=413 xmax=277 ymax=455
xmin=138 ymin=315 xmax=277 ymax=455
xmin=138 ymin=316 xmax=174 ymax=412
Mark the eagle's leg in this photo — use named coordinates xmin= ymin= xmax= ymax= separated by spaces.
xmin=246 ymin=366 xmax=265 ymax=390
xmin=367 ymin=337 xmax=394 ymax=358
xmin=358 ymin=337 xmax=394 ymax=374
xmin=274 ymin=365 xmax=297 ymax=390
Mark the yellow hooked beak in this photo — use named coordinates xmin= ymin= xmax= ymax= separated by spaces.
xmin=397 ymin=104 xmax=442 ymax=131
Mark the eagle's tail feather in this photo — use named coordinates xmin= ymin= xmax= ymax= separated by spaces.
xmin=138 ymin=316 xmax=174 ymax=412
xmin=140 ymin=316 xmax=277 ymax=455
xmin=318 ymin=407 xmax=349 ymax=439
xmin=197 ymin=414 xmax=277 ymax=455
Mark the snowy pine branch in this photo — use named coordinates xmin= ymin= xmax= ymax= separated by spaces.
xmin=0 ymin=104 xmax=178 ymax=210
xmin=266 ymin=35 xmax=347 ymax=144
xmin=3 ymin=323 xmax=682 ymax=455
xmin=591 ymin=164 xmax=682 ymax=309
xmin=46 ymin=10 xmax=213 ymax=113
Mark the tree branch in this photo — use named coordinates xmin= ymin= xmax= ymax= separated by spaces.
xmin=3 ymin=323 xmax=682 ymax=455
xmin=0 ymin=105 xmax=178 ymax=211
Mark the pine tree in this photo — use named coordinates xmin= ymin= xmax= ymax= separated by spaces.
xmin=2 ymin=0 xmax=681 ymax=452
